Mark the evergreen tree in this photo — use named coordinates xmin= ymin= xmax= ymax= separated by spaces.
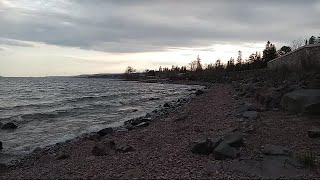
xmin=262 ymin=41 xmax=277 ymax=63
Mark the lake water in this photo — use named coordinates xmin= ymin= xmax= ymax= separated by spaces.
xmin=0 ymin=77 xmax=201 ymax=160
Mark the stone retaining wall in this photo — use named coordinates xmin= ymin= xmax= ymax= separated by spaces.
xmin=268 ymin=44 xmax=320 ymax=70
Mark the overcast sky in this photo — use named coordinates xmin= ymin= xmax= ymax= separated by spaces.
xmin=0 ymin=0 xmax=319 ymax=77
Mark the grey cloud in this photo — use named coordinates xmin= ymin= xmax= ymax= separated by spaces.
xmin=0 ymin=38 xmax=34 ymax=47
xmin=0 ymin=0 xmax=319 ymax=53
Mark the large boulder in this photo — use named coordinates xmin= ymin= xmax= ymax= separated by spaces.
xmin=135 ymin=122 xmax=150 ymax=128
xmin=263 ymin=144 xmax=291 ymax=156
xmin=281 ymin=89 xmax=320 ymax=114
xmin=191 ymin=137 xmax=222 ymax=155
xmin=213 ymin=142 xmax=239 ymax=160
xmin=97 ymin=127 xmax=114 ymax=137
xmin=222 ymin=131 xmax=244 ymax=148
xmin=191 ymin=138 xmax=214 ymax=155
xmin=1 ymin=122 xmax=17 ymax=130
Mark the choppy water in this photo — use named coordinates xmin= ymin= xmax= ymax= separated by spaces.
xmin=0 ymin=77 xmax=201 ymax=160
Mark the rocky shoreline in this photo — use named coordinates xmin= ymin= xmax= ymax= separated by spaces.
xmin=1 ymin=76 xmax=320 ymax=179
xmin=0 ymin=84 xmax=206 ymax=166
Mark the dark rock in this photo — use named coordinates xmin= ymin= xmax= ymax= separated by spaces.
xmin=130 ymin=118 xmax=142 ymax=126
xmin=125 ymin=124 xmax=135 ymax=131
xmin=1 ymin=122 xmax=17 ymax=130
xmin=141 ymin=117 xmax=152 ymax=122
xmin=132 ymin=109 xmax=138 ymax=112
xmin=213 ymin=142 xmax=239 ymax=160
xmin=97 ymin=127 xmax=114 ymax=137
xmin=0 ymin=141 xmax=2 ymax=150
xmin=304 ymin=103 xmax=320 ymax=116
xmin=163 ymin=103 xmax=171 ymax=108
xmin=149 ymin=97 xmax=160 ymax=101
xmin=191 ymin=138 xmax=213 ymax=155
xmin=242 ymin=111 xmax=258 ymax=120
xmin=135 ymin=122 xmax=150 ymax=128
xmin=0 ymin=163 xmax=9 ymax=174
xmin=222 ymin=131 xmax=244 ymax=148
xmin=195 ymin=90 xmax=204 ymax=96
xmin=308 ymin=129 xmax=320 ymax=138
xmin=92 ymin=140 xmax=115 ymax=156
xmin=56 ymin=152 xmax=70 ymax=160
xmin=281 ymin=89 xmax=320 ymax=114
xmin=263 ymin=144 xmax=291 ymax=156
xmin=115 ymin=143 xmax=134 ymax=153
xmin=87 ymin=133 xmax=101 ymax=141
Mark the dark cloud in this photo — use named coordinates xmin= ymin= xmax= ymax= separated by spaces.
xmin=0 ymin=0 xmax=319 ymax=53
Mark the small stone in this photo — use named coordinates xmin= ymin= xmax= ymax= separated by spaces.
xmin=97 ymin=127 xmax=114 ymax=137
xmin=56 ymin=153 xmax=70 ymax=160
xmin=115 ymin=143 xmax=134 ymax=153
xmin=308 ymin=129 xmax=320 ymax=138
xmin=242 ymin=111 xmax=258 ymax=120
xmin=263 ymin=144 xmax=291 ymax=156
xmin=135 ymin=122 xmax=150 ymax=128
xmin=0 ymin=141 xmax=2 ymax=150
xmin=1 ymin=122 xmax=17 ymax=130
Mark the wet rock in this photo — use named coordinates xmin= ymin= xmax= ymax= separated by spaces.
xmin=191 ymin=138 xmax=213 ymax=155
xmin=308 ymin=129 xmax=320 ymax=138
xmin=213 ymin=142 xmax=239 ymax=160
xmin=135 ymin=122 xmax=150 ymax=128
xmin=115 ymin=143 xmax=134 ymax=153
xmin=141 ymin=117 xmax=152 ymax=122
xmin=149 ymin=97 xmax=160 ymax=101
xmin=1 ymin=122 xmax=17 ymax=130
xmin=163 ymin=103 xmax=171 ymax=108
xmin=125 ymin=124 xmax=135 ymax=131
xmin=195 ymin=90 xmax=204 ymax=96
xmin=222 ymin=131 xmax=244 ymax=148
xmin=281 ymin=89 xmax=320 ymax=114
xmin=97 ymin=127 xmax=114 ymax=137
xmin=0 ymin=141 xmax=2 ymax=150
xmin=242 ymin=111 xmax=258 ymax=120
xmin=263 ymin=144 xmax=291 ymax=156
xmin=92 ymin=140 xmax=116 ymax=156
xmin=130 ymin=118 xmax=142 ymax=126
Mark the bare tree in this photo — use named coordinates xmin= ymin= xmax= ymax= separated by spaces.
xmin=125 ymin=66 xmax=136 ymax=74
xmin=291 ymin=38 xmax=305 ymax=50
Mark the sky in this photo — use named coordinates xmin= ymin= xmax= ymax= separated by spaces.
xmin=0 ymin=0 xmax=319 ymax=77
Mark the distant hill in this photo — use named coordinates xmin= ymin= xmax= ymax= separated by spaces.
xmin=74 ymin=73 xmax=124 ymax=79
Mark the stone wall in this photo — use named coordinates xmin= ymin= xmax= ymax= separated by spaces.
xmin=268 ymin=44 xmax=320 ymax=70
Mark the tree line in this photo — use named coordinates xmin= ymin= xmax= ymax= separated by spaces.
xmin=125 ymin=36 xmax=319 ymax=80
